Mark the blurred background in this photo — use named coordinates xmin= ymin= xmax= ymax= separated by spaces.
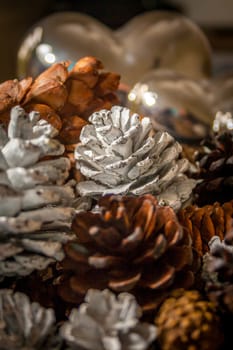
xmin=0 ymin=0 xmax=233 ymax=82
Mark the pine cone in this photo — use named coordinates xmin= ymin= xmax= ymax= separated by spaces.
xmin=0 ymin=289 xmax=61 ymax=350
xmin=75 ymin=106 xmax=196 ymax=211
xmin=0 ymin=106 xmax=75 ymax=279
xmin=178 ymin=201 xmax=233 ymax=256
xmin=60 ymin=288 xmax=157 ymax=350
xmin=203 ymin=235 xmax=233 ymax=313
xmin=0 ymin=57 xmax=120 ymax=146
xmin=60 ymin=56 xmax=120 ymax=121
xmin=58 ymin=194 xmax=199 ymax=314
xmin=194 ymin=130 xmax=233 ymax=206
xmin=155 ymin=289 xmax=223 ymax=350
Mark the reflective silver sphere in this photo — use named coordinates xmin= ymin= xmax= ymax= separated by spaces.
xmin=127 ymin=69 xmax=214 ymax=144
xmin=17 ymin=11 xmax=212 ymax=86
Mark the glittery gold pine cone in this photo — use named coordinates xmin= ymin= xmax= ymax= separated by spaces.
xmin=155 ymin=289 xmax=224 ymax=350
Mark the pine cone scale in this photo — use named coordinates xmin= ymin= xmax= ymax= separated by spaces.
xmin=166 ymin=246 xmax=193 ymax=270
xmin=140 ymin=264 xmax=175 ymax=289
xmin=88 ymin=255 xmax=125 ymax=269
xmin=108 ymin=269 xmax=142 ymax=292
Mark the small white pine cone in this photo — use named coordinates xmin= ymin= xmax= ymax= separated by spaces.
xmin=60 ymin=288 xmax=157 ymax=350
xmin=0 ymin=106 xmax=76 ymax=278
xmin=0 ymin=289 xmax=61 ymax=350
xmin=75 ymin=106 xmax=196 ymax=211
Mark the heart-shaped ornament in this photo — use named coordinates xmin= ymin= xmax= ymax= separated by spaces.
xmin=17 ymin=11 xmax=212 ymax=86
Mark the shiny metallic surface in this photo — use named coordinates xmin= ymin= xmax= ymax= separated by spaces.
xmin=17 ymin=11 xmax=212 ymax=86
xmin=127 ymin=69 xmax=214 ymax=144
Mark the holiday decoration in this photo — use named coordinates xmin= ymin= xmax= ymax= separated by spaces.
xmin=193 ymin=129 xmax=233 ymax=206
xmin=211 ymin=75 xmax=233 ymax=117
xmin=178 ymin=201 xmax=233 ymax=256
xmin=0 ymin=289 xmax=60 ymax=350
xmin=59 ymin=194 xmax=199 ymax=313
xmin=203 ymin=234 xmax=233 ymax=314
xmin=17 ymin=11 xmax=212 ymax=85
xmin=155 ymin=289 xmax=224 ymax=350
xmin=127 ymin=69 xmax=213 ymax=144
xmin=75 ymin=105 xmax=196 ymax=211
xmin=60 ymin=288 xmax=157 ymax=350
xmin=212 ymin=111 xmax=233 ymax=133
xmin=0 ymin=45 xmax=233 ymax=348
xmin=0 ymin=56 xmax=120 ymax=144
xmin=0 ymin=106 xmax=75 ymax=279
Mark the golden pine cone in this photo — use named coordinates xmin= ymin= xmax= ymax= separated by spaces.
xmin=58 ymin=194 xmax=199 ymax=314
xmin=178 ymin=201 xmax=233 ymax=256
xmin=155 ymin=289 xmax=224 ymax=350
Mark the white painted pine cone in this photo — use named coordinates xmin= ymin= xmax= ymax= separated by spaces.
xmin=0 ymin=289 xmax=61 ymax=350
xmin=0 ymin=106 xmax=75 ymax=278
xmin=75 ymin=106 xmax=196 ymax=210
xmin=60 ymin=289 xmax=157 ymax=350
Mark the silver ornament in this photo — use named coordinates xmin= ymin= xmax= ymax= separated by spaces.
xmin=17 ymin=11 xmax=212 ymax=86
xmin=127 ymin=69 xmax=213 ymax=144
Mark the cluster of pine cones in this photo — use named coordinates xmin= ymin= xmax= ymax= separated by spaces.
xmin=0 ymin=56 xmax=233 ymax=350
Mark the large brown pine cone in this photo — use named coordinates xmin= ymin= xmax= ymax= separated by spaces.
xmin=178 ymin=200 xmax=233 ymax=256
xmin=155 ymin=289 xmax=224 ymax=350
xmin=58 ymin=194 xmax=199 ymax=314
xmin=194 ymin=131 xmax=233 ymax=206
xmin=0 ymin=56 xmax=120 ymax=146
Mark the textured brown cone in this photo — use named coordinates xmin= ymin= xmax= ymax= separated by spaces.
xmin=0 ymin=56 xmax=120 ymax=147
xmin=178 ymin=200 xmax=233 ymax=256
xmin=155 ymin=289 xmax=224 ymax=350
xmin=58 ymin=194 xmax=199 ymax=314
xmin=14 ymin=264 xmax=68 ymax=322
xmin=193 ymin=131 xmax=233 ymax=206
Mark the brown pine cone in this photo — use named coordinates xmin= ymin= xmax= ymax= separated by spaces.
xmin=58 ymin=194 xmax=199 ymax=314
xmin=155 ymin=289 xmax=224 ymax=350
xmin=0 ymin=78 xmax=33 ymax=129
xmin=61 ymin=57 xmax=120 ymax=120
xmin=14 ymin=264 xmax=67 ymax=322
xmin=0 ymin=56 xmax=120 ymax=147
xmin=178 ymin=201 xmax=233 ymax=256
xmin=194 ymin=131 xmax=233 ymax=206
